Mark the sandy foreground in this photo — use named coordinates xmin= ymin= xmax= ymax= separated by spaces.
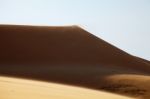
xmin=0 ymin=76 xmax=133 ymax=99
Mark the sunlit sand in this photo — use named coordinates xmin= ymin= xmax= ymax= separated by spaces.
xmin=0 ymin=76 xmax=133 ymax=99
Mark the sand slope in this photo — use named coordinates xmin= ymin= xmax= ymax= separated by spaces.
xmin=0 ymin=25 xmax=149 ymax=73
xmin=0 ymin=25 xmax=150 ymax=99
xmin=101 ymin=74 xmax=150 ymax=99
xmin=0 ymin=76 xmax=133 ymax=99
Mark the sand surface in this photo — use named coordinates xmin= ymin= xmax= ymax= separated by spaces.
xmin=0 ymin=25 xmax=150 ymax=99
xmin=102 ymin=74 xmax=150 ymax=99
xmin=0 ymin=76 xmax=133 ymax=99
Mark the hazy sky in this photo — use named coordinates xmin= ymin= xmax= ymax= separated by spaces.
xmin=0 ymin=0 xmax=150 ymax=60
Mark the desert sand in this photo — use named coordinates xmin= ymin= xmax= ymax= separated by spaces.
xmin=0 ymin=76 xmax=133 ymax=99
xmin=0 ymin=25 xmax=150 ymax=99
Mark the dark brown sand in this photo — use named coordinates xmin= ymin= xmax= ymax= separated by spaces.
xmin=0 ymin=25 xmax=150 ymax=99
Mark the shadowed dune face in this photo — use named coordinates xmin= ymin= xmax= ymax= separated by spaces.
xmin=0 ymin=25 xmax=150 ymax=72
xmin=0 ymin=25 xmax=150 ymax=99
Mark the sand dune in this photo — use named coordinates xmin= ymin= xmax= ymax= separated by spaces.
xmin=0 ymin=76 xmax=133 ymax=99
xmin=0 ymin=25 xmax=149 ymax=73
xmin=0 ymin=25 xmax=150 ymax=99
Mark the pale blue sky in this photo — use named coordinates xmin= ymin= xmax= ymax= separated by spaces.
xmin=0 ymin=0 xmax=150 ymax=60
